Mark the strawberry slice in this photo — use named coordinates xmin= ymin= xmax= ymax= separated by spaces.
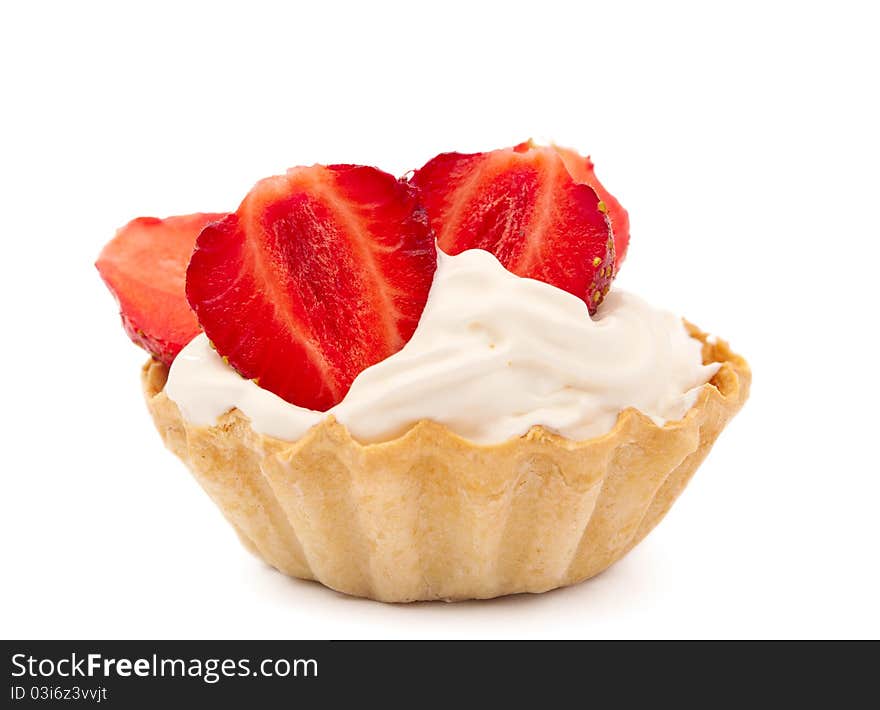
xmin=410 ymin=141 xmax=615 ymax=313
xmin=96 ymin=213 xmax=226 ymax=365
xmin=186 ymin=164 xmax=436 ymax=411
xmin=553 ymin=144 xmax=630 ymax=269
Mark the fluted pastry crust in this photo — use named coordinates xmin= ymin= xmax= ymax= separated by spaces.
xmin=143 ymin=324 xmax=750 ymax=602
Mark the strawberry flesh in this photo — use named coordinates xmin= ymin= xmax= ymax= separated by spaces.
xmin=96 ymin=213 xmax=226 ymax=365
xmin=410 ymin=142 xmax=615 ymax=313
xmin=553 ymin=145 xmax=630 ymax=270
xmin=186 ymin=164 xmax=436 ymax=411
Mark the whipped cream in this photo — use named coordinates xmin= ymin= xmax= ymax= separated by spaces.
xmin=166 ymin=249 xmax=719 ymax=444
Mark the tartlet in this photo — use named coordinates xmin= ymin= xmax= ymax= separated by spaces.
xmin=98 ymin=142 xmax=751 ymax=603
xmin=143 ymin=325 xmax=749 ymax=602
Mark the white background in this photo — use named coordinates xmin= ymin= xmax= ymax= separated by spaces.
xmin=1 ymin=1 xmax=878 ymax=640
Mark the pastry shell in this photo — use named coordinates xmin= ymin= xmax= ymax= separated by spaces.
xmin=142 ymin=324 xmax=750 ymax=602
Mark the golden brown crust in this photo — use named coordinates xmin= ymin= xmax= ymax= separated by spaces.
xmin=142 ymin=326 xmax=750 ymax=602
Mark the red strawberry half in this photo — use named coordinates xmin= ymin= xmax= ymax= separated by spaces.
xmin=553 ymin=144 xmax=630 ymax=269
xmin=186 ymin=164 xmax=436 ymax=411
xmin=96 ymin=213 xmax=226 ymax=365
xmin=410 ymin=141 xmax=615 ymax=313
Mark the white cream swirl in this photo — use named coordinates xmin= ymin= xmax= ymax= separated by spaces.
xmin=166 ymin=249 xmax=719 ymax=444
